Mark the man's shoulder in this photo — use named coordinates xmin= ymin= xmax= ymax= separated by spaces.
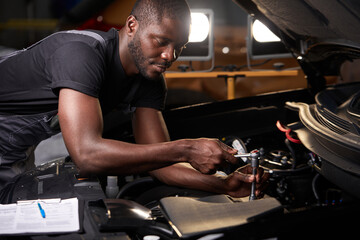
xmin=43 ymin=28 xmax=118 ymax=54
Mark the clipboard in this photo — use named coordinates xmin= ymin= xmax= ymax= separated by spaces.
xmin=0 ymin=197 xmax=79 ymax=235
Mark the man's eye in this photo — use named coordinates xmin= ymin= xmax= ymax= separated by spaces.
xmin=156 ymin=38 xmax=166 ymax=46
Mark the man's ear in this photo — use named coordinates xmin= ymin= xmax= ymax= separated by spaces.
xmin=125 ymin=15 xmax=139 ymax=37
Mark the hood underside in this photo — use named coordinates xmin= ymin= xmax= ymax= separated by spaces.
xmin=234 ymin=0 xmax=360 ymax=70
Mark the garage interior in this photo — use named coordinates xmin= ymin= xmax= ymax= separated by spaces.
xmin=1 ymin=1 xmax=360 ymax=239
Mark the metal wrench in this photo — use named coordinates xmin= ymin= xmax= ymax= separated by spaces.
xmin=234 ymin=150 xmax=260 ymax=200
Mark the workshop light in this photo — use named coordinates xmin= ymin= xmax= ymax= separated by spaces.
xmin=177 ymin=9 xmax=213 ymax=61
xmin=252 ymin=20 xmax=281 ymax=43
xmin=189 ymin=12 xmax=210 ymax=42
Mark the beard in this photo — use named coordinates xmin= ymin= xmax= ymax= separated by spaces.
xmin=128 ymin=32 xmax=161 ymax=81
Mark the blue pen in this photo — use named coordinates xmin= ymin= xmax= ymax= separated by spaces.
xmin=37 ymin=202 xmax=46 ymax=218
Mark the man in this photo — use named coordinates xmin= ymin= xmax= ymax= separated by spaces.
xmin=0 ymin=0 xmax=267 ymax=197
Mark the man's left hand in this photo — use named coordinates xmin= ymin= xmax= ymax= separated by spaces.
xmin=222 ymin=165 xmax=270 ymax=198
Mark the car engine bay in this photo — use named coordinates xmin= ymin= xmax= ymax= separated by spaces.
xmin=2 ymin=83 xmax=360 ymax=239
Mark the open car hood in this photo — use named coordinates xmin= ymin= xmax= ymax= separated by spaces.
xmin=234 ymin=0 xmax=360 ymax=88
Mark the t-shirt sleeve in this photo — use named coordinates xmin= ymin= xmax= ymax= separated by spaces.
xmin=133 ymin=76 xmax=167 ymax=111
xmin=46 ymin=42 xmax=105 ymax=98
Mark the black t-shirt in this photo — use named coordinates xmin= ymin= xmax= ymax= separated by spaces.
xmin=0 ymin=28 xmax=167 ymax=115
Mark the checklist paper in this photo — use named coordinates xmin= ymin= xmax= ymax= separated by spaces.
xmin=0 ymin=197 xmax=79 ymax=234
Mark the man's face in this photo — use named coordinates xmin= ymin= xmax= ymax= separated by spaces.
xmin=128 ymin=17 xmax=189 ymax=81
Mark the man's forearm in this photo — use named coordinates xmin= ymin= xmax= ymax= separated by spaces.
xmin=150 ymin=163 xmax=229 ymax=195
xmin=71 ymin=138 xmax=192 ymax=176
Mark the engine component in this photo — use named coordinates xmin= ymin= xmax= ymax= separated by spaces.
xmin=222 ymin=136 xmax=248 ymax=163
xmin=106 ymin=176 xmax=119 ymax=198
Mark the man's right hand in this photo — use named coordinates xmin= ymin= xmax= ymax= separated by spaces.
xmin=179 ymin=138 xmax=238 ymax=174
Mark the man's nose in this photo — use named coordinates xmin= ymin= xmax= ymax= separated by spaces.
xmin=161 ymin=46 xmax=176 ymax=63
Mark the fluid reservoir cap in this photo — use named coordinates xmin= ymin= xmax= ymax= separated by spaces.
xmin=143 ymin=235 xmax=160 ymax=240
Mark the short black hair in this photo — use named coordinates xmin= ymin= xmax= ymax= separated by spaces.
xmin=130 ymin=0 xmax=191 ymax=28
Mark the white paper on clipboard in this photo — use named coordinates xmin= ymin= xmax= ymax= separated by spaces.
xmin=0 ymin=197 xmax=79 ymax=234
